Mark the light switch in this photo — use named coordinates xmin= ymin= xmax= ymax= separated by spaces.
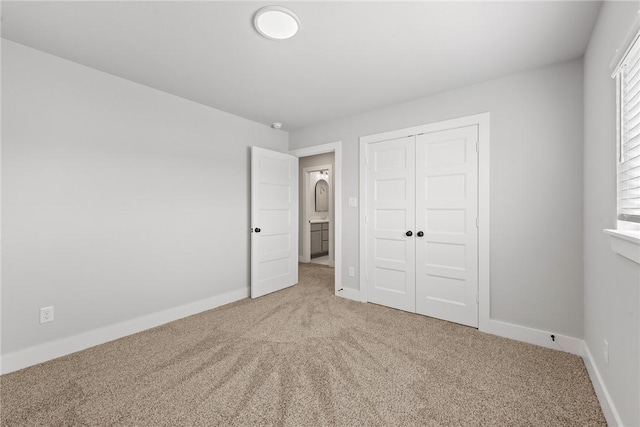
xmin=348 ymin=197 xmax=357 ymax=207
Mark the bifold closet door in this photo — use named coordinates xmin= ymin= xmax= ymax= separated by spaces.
xmin=366 ymin=136 xmax=416 ymax=312
xmin=415 ymin=126 xmax=478 ymax=327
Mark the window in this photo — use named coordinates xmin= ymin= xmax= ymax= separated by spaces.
xmin=606 ymin=30 xmax=640 ymax=263
xmin=614 ymin=31 xmax=640 ymax=226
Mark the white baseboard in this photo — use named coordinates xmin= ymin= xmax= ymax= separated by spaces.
xmin=298 ymin=256 xmax=307 ymax=263
xmin=336 ymin=287 xmax=361 ymax=302
xmin=583 ymin=342 xmax=623 ymax=427
xmin=481 ymin=319 xmax=584 ymax=356
xmin=1 ymin=287 xmax=249 ymax=375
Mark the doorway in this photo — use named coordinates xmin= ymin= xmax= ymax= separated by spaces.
xmin=301 ymin=160 xmax=334 ymax=267
xmin=290 ymin=142 xmax=343 ymax=294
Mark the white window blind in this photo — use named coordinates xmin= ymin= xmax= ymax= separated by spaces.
xmin=616 ymin=33 xmax=640 ymax=223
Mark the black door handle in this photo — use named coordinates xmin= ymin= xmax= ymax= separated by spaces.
xmin=255 ymin=228 xmax=261 ymax=233
xmin=417 ymin=231 xmax=424 ymax=237
xmin=405 ymin=231 xmax=413 ymax=237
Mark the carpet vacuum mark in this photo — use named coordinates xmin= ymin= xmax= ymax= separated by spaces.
xmin=0 ymin=263 xmax=605 ymax=426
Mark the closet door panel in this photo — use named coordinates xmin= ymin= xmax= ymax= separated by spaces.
xmin=415 ymin=126 xmax=478 ymax=327
xmin=366 ymin=136 xmax=416 ymax=312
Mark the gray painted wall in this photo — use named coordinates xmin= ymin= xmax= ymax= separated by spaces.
xmin=290 ymin=59 xmax=585 ymax=338
xmin=583 ymin=2 xmax=640 ymax=425
xmin=1 ymin=40 xmax=288 ymax=354
xmin=298 ymin=153 xmax=335 ymax=260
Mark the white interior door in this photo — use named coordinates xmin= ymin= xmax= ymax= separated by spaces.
xmin=415 ymin=126 xmax=478 ymax=327
xmin=251 ymin=147 xmax=298 ymax=299
xmin=366 ymin=136 xmax=416 ymax=312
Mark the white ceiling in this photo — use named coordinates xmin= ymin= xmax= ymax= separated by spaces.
xmin=1 ymin=1 xmax=602 ymax=130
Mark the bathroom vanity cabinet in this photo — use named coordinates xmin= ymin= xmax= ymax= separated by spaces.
xmin=310 ymin=221 xmax=329 ymax=258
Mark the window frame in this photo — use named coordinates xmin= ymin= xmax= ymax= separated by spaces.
xmin=613 ymin=29 xmax=640 ymax=232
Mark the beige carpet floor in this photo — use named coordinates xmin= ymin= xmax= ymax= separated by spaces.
xmin=1 ymin=263 xmax=605 ymax=426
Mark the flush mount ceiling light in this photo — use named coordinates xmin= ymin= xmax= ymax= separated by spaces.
xmin=254 ymin=6 xmax=300 ymax=40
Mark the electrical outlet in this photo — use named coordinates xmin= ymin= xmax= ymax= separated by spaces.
xmin=603 ymin=340 xmax=609 ymax=365
xmin=348 ymin=267 xmax=355 ymax=277
xmin=348 ymin=197 xmax=357 ymax=207
xmin=40 ymin=306 xmax=54 ymax=324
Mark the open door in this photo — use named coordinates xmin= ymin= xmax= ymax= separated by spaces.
xmin=251 ymin=147 xmax=298 ymax=298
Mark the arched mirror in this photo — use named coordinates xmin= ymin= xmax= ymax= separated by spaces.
xmin=315 ymin=179 xmax=329 ymax=212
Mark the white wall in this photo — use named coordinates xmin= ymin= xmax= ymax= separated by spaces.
xmin=583 ymin=2 xmax=640 ymax=425
xmin=298 ymin=152 xmax=335 ymax=259
xmin=1 ymin=40 xmax=288 ymax=357
xmin=290 ymin=59 xmax=585 ymax=338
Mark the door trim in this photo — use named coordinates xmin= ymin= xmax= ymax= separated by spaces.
xmin=289 ymin=141 xmax=343 ymax=294
xmin=359 ymin=113 xmax=490 ymax=331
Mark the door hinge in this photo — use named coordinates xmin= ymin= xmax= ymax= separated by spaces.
xmin=475 ymin=142 xmax=479 ymax=152
xmin=475 ymin=217 xmax=479 ymax=228
xmin=476 ymin=293 xmax=479 ymax=304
